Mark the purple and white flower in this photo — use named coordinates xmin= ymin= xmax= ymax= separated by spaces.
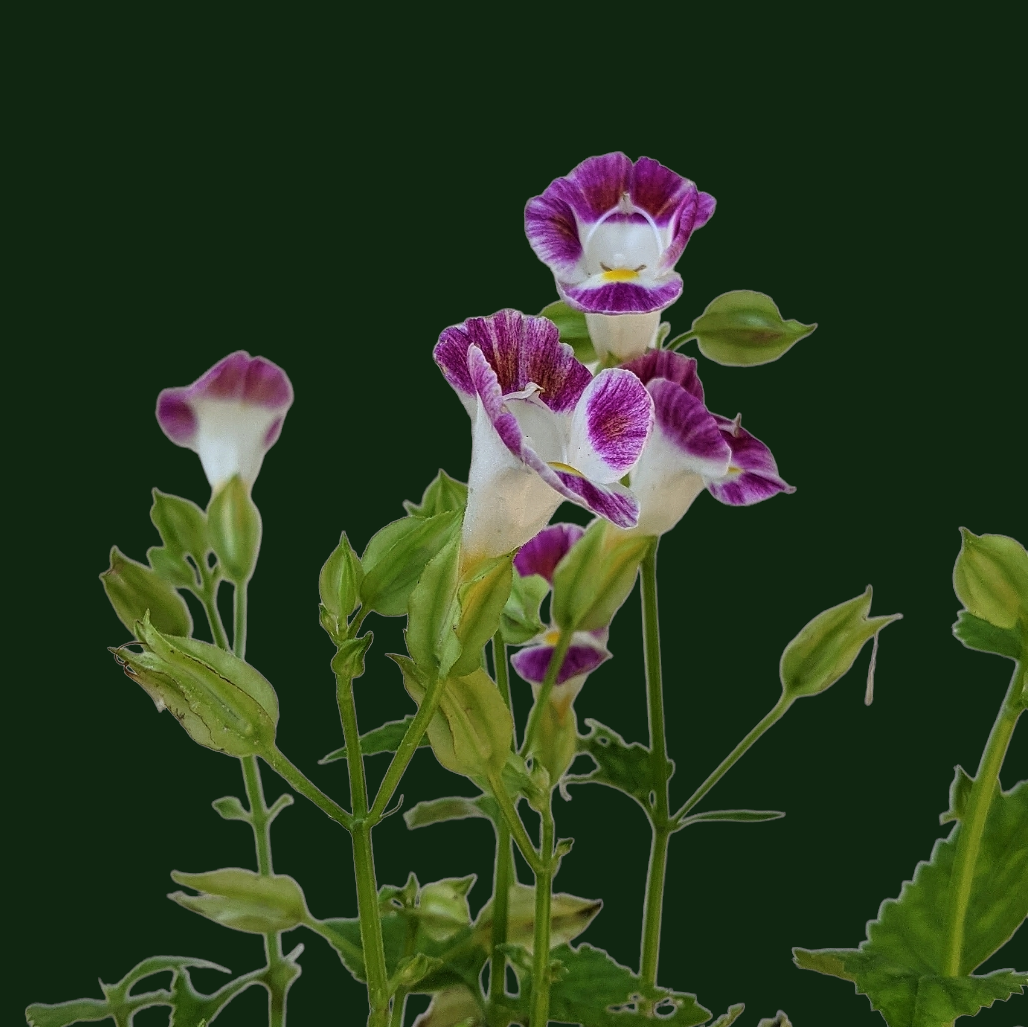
xmin=525 ymin=153 xmax=715 ymax=362
xmin=510 ymin=524 xmax=611 ymax=712
xmin=434 ymin=310 xmax=654 ymax=562
xmin=620 ymin=349 xmax=794 ymax=536
xmin=156 ymin=351 xmax=293 ymax=492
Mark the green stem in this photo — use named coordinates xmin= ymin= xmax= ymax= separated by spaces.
xmin=263 ymin=748 xmax=354 ymax=830
xmin=672 ymin=694 xmax=794 ymax=823
xmin=389 ymin=989 xmax=407 ymax=1027
xmin=337 ymin=667 xmax=390 ymax=1025
xmin=529 ymin=797 xmax=555 ymax=1027
xmin=198 ymin=571 xmax=229 ymax=651
xmin=487 ymin=771 xmax=543 ymax=875
xmin=369 ymin=673 xmax=446 ymax=821
xmin=520 ymin=631 xmax=572 ymax=759
xmin=234 ymin=579 xmax=248 ymax=660
xmin=639 ymin=543 xmax=670 ymax=988
xmin=490 ymin=634 xmax=514 ymax=1009
xmin=944 ymin=659 xmax=1024 ymax=977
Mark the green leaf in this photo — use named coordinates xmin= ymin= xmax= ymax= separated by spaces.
xmin=330 ymin=632 xmax=373 ymax=681
xmin=394 ymin=657 xmax=513 ymax=779
xmin=522 ymin=943 xmax=712 ymax=1026
xmin=150 ymin=489 xmax=208 ymax=565
xmin=939 ymin=765 xmax=974 ymax=825
xmin=794 ymin=781 xmax=1028 ymax=1026
xmin=446 ymin=554 xmax=513 ymax=677
xmin=564 ymin=718 xmax=664 ymax=811
xmin=709 ymin=1005 xmax=746 ymax=1027
xmin=756 ymin=1014 xmax=792 ymax=1027
xmin=101 ymin=546 xmax=193 ymax=638
xmin=780 ymin=586 xmax=902 ymax=700
xmin=211 ymin=795 xmax=250 ymax=821
xmin=539 ymin=299 xmax=596 ymax=364
xmin=207 ymin=476 xmax=262 ymax=584
xmin=953 ymin=529 xmax=1028 ymax=631
xmin=403 ymin=794 xmax=495 ymax=829
xmin=474 ymin=884 xmax=601 ymax=951
xmin=498 ymin=572 xmax=549 ymax=645
xmin=320 ymin=713 xmax=429 ymax=764
xmin=169 ymin=867 xmax=309 ymax=934
xmin=678 ymin=809 xmax=785 ymax=828
xmin=952 ymin=610 xmax=1025 ymax=661
xmin=406 ymin=537 xmax=461 ymax=671
xmin=318 ymin=531 xmax=364 ymax=634
xmin=404 ymin=470 xmax=469 ymax=519
xmin=690 ymin=290 xmax=816 ymax=366
xmin=360 ymin=510 xmax=461 ymax=616
xmin=146 ymin=543 xmax=199 ymax=590
xmin=552 ymin=520 xmax=650 ymax=632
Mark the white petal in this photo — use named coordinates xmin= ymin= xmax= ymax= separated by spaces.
xmin=192 ymin=398 xmax=282 ymax=491
xmin=585 ymin=311 xmax=662 ymax=362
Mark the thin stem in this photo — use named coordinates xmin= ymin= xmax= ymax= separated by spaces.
xmin=944 ymin=659 xmax=1024 ymax=976
xmin=337 ymin=667 xmax=390 ymax=1025
xmin=489 ymin=634 xmax=514 ymax=1009
xmin=672 ymin=694 xmax=794 ymax=823
xmin=198 ymin=572 xmax=229 ymax=651
xmin=234 ymin=579 xmax=248 ymax=659
xmin=243 ymin=755 xmax=274 ymax=876
xmin=263 ymin=748 xmax=354 ymax=830
xmin=529 ymin=797 xmax=555 ymax=1027
xmin=487 ymin=771 xmax=543 ymax=874
xmin=389 ymin=990 xmax=407 ymax=1027
xmin=639 ymin=542 xmax=670 ymax=987
xmin=369 ymin=673 xmax=446 ymax=821
xmin=520 ymin=631 xmax=572 ymax=759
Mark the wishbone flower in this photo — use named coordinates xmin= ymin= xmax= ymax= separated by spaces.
xmin=156 ymin=351 xmax=293 ymax=493
xmin=620 ymin=349 xmax=794 ymax=537
xmin=510 ymin=524 xmax=611 ymax=712
xmin=525 ymin=152 xmax=715 ymax=363
xmin=434 ymin=310 xmax=654 ymax=563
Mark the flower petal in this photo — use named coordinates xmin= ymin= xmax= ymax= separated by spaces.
xmin=561 ymin=274 xmax=683 ymax=316
xmin=551 ymin=472 xmax=639 ymax=528
xmin=155 ymin=351 xmax=293 ymax=490
xmin=557 ymin=152 xmax=634 ymax=224
xmin=706 ymin=415 xmax=796 ymax=506
xmin=568 ymin=369 xmax=654 ymax=483
xmin=514 ymin=523 xmax=585 ymax=583
xmin=647 ymin=380 xmax=729 ymax=472
xmin=622 ymin=349 xmax=705 ymax=402
xmin=511 ymin=635 xmax=611 ymax=685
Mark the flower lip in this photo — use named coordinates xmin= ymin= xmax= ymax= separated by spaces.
xmin=514 ymin=523 xmax=585 ymax=584
xmin=511 ymin=632 xmax=611 ymax=686
xmin=705 ymin=414 xmax=795 ymax=506
xmin=525 ymin=153 xmax=715 ymax=315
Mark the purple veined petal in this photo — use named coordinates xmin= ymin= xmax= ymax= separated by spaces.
xmin=647 ymin=379 xmax=729 ymax=470
xmin=511 ymin=633 xmax=612 ymax=686
xmin=524 ymin=188 xmax=584 ymax=278
xmin=706 ymin=415 xmax=796 ymax=506
xmin=622 ymin=349 xmax=705 ymax=402
xmin=155 ymin=351 xmax=293 ymax=491
xmin=567 ymin=369 xmax=654 ymax=483
xmin=550 ymin=472 xmax=639 ymax=528
xmin=558 ymin=152 xmax=635 ymax=224
xmin=514 ymin=523 xmax=585 ymax=583
xmin=629 ymin=156 xmax=697 ymax=226
xmin=561 ymin=274 xmax=683 ymax=315
xmin=659 ymin=187 xmax=716 ymax=272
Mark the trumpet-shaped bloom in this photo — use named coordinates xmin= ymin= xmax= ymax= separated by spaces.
xmin=510 ymin=523 xmax=611 ymax=710
xmin=156 ymin=351 xmax=293 ymax=492
xmin=620 ymin=349 xmax=794 ymax=536
xmin=434 ymin=310 xmax=654 ymax=561
xmin=525 ymin=153 xmax=715 ymax=361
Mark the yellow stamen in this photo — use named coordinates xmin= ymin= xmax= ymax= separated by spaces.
xmin=600 ymin=267 xmax=640 ymax=282
xmin=542 ymin=628 xmax=561 ymax=646
xmin=728 ymin=465 xmax=742 ymax=475
xmin=549 ymin=461 xmax=584 ymax=477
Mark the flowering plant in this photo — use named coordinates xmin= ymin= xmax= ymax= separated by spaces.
xmin=26 ymin=155 xmax=1026 ymax=1027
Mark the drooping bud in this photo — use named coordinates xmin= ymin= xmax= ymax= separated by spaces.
xmin=953 ymin=529 xmax=1028 ymax=631
xmin=111 ymin=614 xmax=278 ymax=756
xmin=207 ymin=475 xmax=262 ymax=584
xmin=100 ymin=547 xmax=193 ymax=637
xmin=780 ymin=587 xmax=902 ymax=701
xmin=169 ymin=867 xmax=308 ymax=934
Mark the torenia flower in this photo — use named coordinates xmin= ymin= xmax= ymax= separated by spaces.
xmin=510 ymin=524 xmax=611 ymax=712
xmin=156 ymin=351 xmax=293 ymax=493
xmin=434 ymin=310 xmax=654 ymax=563
xmin=620 ymin=350 xmax=794 ymax=536
xmin=525 ymin=152 xmax=714 ymax=362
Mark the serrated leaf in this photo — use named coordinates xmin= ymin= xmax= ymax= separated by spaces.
xmin=939 ymin=766 xmax=974 ymax=825
xmin=539 ymin=300 xmax=596 ymax=364
xmin=403 ymin=794 xmax=496 ymax=829
xmin=361 ymin=510 xmax=461 ymax=617
xmin=564 ymin=719 xmax=664 ymax=811
xmin=795 ymin=781 xmax=1028 ymax=1026
xmin=709 ymin=1004 xmax=746 ymax=1027
xmin=151 ymin=489 xmax=209 ymax=564
xmin=952 ymin=610 xmax=1025 ymax=660
xmin=320 ymin=714 xmax=429 ymax=764
xmin=678 ymin=809 xmax=785 ymax=828
xmin=691 ymin=290 xmax=816 ymax=366
xmin=404 ymin=470 xmax=469 ymax=519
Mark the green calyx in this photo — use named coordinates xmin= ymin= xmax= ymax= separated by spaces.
xmin=953 ymin=528 xmax=1028 ymax=632
xmin=207 ymin=476 xmax=262 ymax=585
xmin=101 ymin=546 xmax=193 ymax=638
xmin=169 ymin=867 xmax=309 ymax=934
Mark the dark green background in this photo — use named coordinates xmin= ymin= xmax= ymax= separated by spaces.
xmin=12 ymin=7 xmax=1025 ymax=1026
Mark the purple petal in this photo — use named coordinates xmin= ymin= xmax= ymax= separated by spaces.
xmin=562 ymin=275 xmax=683 ymax=315
xmin=435 ymin=309 xmax=592 ymax=413
xmin=514 ymin=523 xmax=585 ymax=583
xmin=648 ymin=379 xmax=729 ymax=468
xmin=706 ymin=415 xmax=795 ymax=506
xmin=511 ymin=639 xmax=611 ymax=685
xmin=629 ymin=156 xmax=696 ymax=226
xmin=524 ymin=189 xmax=583 ymax=277
xmin=156 ymin=393 xmax=197 ymax=444
xmin=659 ymin=187 xmax=717 ymax=271
xmin=569 ymin=369 xmax=654 ymax=482
xmin=622 ymin=349 xmax=705 ymax=402
xmin=174 ymin=350 xmax=293 ymax=407
xmin=559 ymin=152 xmax=634 ymax=223
xmin=553 ymin=473 xmax=639 ymax=528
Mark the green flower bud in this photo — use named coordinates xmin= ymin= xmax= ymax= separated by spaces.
xmin=207 ymin=475 xmax=262 ymax=584
xmin=417 ymin=876 xmax=474 ymax=943
xmin=780 ymin=586 xmax=902 ymax=701
xmin=100 ymin=546 xmax=193 ymax=637
xmin=319 ymin=531 xmax=364 ymax=639
xmin=169 ymin=867 xmax=308 ymax=934
xmin=953 ymin=528 xmax=1028 ymax=631
xmin=111 ymin=614 xmax=278 ymax=756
